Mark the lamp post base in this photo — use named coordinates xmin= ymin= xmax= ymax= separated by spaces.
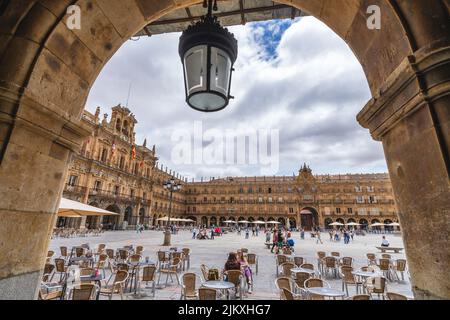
xmin=162 ymin=229 xmax=171 ymax=246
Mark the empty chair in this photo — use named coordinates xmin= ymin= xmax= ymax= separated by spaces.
xmin=198 ymin=288 xmax=217 ymax=300
xmin=180 ymin=273 xmax=198 ymax=300
xmin=387 ymin=292 xmax=408 ymax=300
xmin=378 ymin=258 xmax=393 ymax=281
xmin=96 ymin=254 xmax=108 ymax=277
xmin=280 ymin=287 xmax=302 ymax=300
xmin=331 ymin=252 xmax=340 ymax=258
xmin=381 ymin=253 xmax=392 ymax=259
xmin=275 ymin=277 xmax=295 ymax=292
xmin=340 ymin=257 xmax=353 ymax=267
xmin=60 ymin=246 xmax=68 ymax=261
xmin=347 ymin=294 xmax=371 ymax=300
xmin=281 ymin=262 xmax=295 ymax=278
xmin=118 ymin=249 xmax=129 ymax=263
xmin=46 ymin=250 xmax=54 ymax=263
xmin=136 ymin=246 xmax=144 ymax=255
xmin=293 ymin=256 xmax=305 ymax=268
xmin=71 ymin=284 xmax=96 ymax=300
xmin=316 ymin=251 xmax=326 ymax=273
xmin=293 ymin=271 xmax=310 ymax=298
xmin=53 ymin=258 xmax=67 ymax=283
xmin=247 ymin=253 xmax=258 ymax=275
xmin=116 ymin=263 xmax=129 ymax=272
xmin=276 ymin=255 xmax=287 ymax=276
xmin=75 ymin=247 xmax=85 ymax=257
xmin=182 ymin=248 xmax=191 ymax=270
xmin=140 ymin=265 xmax=156 ymax=297
xmin=365 ymin=277 xmax=387 ymax=299
xmin=94 ymin=244 xmax=106 ymax=261
xmin=200 ymin=264 xmax=210 ymax=282
xmin=157 ymin=257 xmax=182 ymax=287
xmin=99 ymin=270 xmax=129 ymax=300
xmin=224 ymin=270 xmax=243 ymax=300
xmin=340 ymin=266 xmax=362 ymax=296
xmin=366 ymin=253 xmax=377 ymax=265
xmin=304 ymin=278 xmax=330 ymax=289
xmin=157 ymin=251 xmax=169 ymax=269
xmin=323 ymin=257 xmax=338 ymax=278
xmin=43 ymin=264 xmax=55 ymax=282
xmin=393 ymin=259 xmax=407 ymax=282
xmin=128 ymin=254 xmax=141 ymax=263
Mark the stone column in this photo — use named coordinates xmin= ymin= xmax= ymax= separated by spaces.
xmin=0 ymin=87 xmax=90 ymax=299
xmin=358 ymin=46 xmax=450 ymax=299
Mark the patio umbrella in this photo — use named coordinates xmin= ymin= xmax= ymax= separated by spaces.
xmin=157 ymin=217 xmax=181 ymax=222
xmin=58 ymin=198 xmax=119 ymax=217
xmin=369 ymin=222 xmax=385 ymax=227
xmin=266 ymin=221 xmax=281 ymax=224
xmin=329 ymin=222 xmax=344 ymax=226
xmin=345 ymin=222 xmax=361 ymax=226
xmin=238 ymin=220 xmax=250 ymax=224
xmin=252 ymin=220 xmax=266 ymax=224
xmin=223 ymin=220 xmax=236 ymax=224
xmin=387 ymin=222 xmax=400 ymax=226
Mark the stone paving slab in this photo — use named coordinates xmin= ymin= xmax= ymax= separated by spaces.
xmin=49 ymin=230 xmax=413 ymax=300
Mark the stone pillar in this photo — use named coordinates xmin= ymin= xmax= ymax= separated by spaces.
xmin=0 ymin=88 xmax=90 ymax=299
xmin=358 ymin=46 xmax=450 ymax=299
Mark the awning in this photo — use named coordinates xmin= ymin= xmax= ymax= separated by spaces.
xmin=58 ymin=198 xmax=119 ymax=217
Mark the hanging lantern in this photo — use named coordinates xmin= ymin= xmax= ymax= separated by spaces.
xmin=179 ymin=0 xmax=238 ymax=112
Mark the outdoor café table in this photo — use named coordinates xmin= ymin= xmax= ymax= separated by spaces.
xmin=80 ymin=274 xmax=103 ymax=300
xmin=128 ymin=261 xmax=156 ymax=293
xmin=68 ymin=256 xmax=94 ymax=266
xmin=307 ymin=287 xmax=346 ymax=300
xmin=352 ymin=270 xmax=383 ymax=292
xmin=291 ymin=267 xmax=316 ymax=275
xmin=202 ymin=281 xmax=235 ymax=300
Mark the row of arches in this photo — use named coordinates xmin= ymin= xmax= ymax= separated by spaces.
xmin=323 ymin=218 xmax=397 ymax=231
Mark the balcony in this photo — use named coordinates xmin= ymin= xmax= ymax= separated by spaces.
xmin=63 ymin=184 xmax=87 ymax=196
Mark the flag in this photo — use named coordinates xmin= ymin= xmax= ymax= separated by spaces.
xmin=131 ymin=145 xmax=136 ymax=160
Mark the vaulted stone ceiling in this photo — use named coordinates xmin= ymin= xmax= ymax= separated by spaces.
xmin=134 ymin=0 xmax=308 ymax=36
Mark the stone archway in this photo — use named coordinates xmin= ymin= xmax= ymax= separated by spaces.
xmin=103 ymin=204 xmax=120 ymax=230
xmin=300 ymin=207 xmax=319 ymax=231
xmin=324 ymin=218 xmax=333 ymax=229
xmin=0 ymin=0 xmax=449 ymax=300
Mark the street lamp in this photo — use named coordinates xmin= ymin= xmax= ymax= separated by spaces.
xmin=162 ymin=178 xmax=182 ymax=246
xmin=179 ymin=0 xmax=238 ymax=112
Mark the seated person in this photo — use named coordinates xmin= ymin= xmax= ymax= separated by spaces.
xmin=224 ymin=253 xmax=241 ymax=280
xmin=381 ymin=236 xmax=390 ymax=247
xmin=237 ymin=250 xmax=253 ymax=293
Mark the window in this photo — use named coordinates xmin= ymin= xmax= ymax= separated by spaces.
xmin=367 ymin=186 xmax=375 ymax=192
xmin=369 ymin=196 xmax=377 ymax=204
xmin=287 ymin=187 xmax=293 ymax=193
xmin=278 ymin=197 xmax=283 ymax=203
xmin=355 ymin=186 xmax=362 ymax=192
xmin=130 ymin=189 xmax=135 ymax=198
xmin=358 ymin=208 xmax=367 ymax=216
xmin=347 ymin=208 xmax=353 ymax=214
xmin=93 ymin=180 xmax=101 ymax=191
xmin=248 ymin=187 xmax=253 ymax=193
xmin=336 ymin=208 xmax=341 ymax=214
xmin=356 ymin=196 xmax=364 ymax=204
xmin=101 ymin=149 xmax=108 ymax=162
xmin=258 ymin=187 xmax=263 ymax=193
xmin=238 ymin=187 xmax=244 ymax=193
xmin=268 ymin=197 xmax=273 ymax=203
xmin=324 ymin=207 xmax=331 ymax=215
xmin=289 ymin=208 xmax=294 ymax=213
xmin=114 ymin=185 xmax=120 ymax=195
xmin=143 ymin=192 xmax=147 ymax=200
xmin=119 ymin=156 xmax=125 ymax=169
xmin=193 ymin=207 xmax=196 ymax=213
xmin=68 ymin=175 xmax=77 ymax=186
xmin=204 ymin=197 xmax=207 ymax=202
xmin=268 ymin=187 xmax=272 ymax=194
xmin=258 ymin=197 xmax=263 ymax=203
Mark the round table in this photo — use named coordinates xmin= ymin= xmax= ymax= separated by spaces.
xmin=307 ymin=287 xmax=346 ymax=299
xmin=202 ymin=281 xmax=235 ymax=300
xmin=352 ymin=271 xmax=383 ymax=278
xmin=291 ymin=267 xmax=316 ymax=274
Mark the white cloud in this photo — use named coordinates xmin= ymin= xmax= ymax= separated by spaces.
xmin=86 ymin=17 xmax=386 ymax=180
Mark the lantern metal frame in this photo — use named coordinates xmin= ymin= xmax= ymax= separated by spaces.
xmin=179 ymin=0 xmax=238 ymax=112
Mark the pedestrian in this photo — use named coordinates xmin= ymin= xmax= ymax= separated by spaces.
xmin=350 ymin=230 xmax=354 ymax=241
xmin=271 ymin=230 xmax=278 ymax=253
xmin=316 ymin=230 xmax=323 ymax=244
xmin=265 ymin=230 xmax=271 ymax=243
xmin=210 ymin=228 xmax=215 ymax=240
xmin=192 ymin=227 xmax=197 ymax=239
xmin=300 ymin=228 xmax=305 ymax=240
xmin=245 ymin=228 xmax=250 ymax=239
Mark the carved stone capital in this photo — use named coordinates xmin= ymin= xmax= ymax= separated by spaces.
xmin=357 ymin=43 xmax=450 ymax=141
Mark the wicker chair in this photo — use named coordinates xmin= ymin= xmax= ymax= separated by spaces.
xmin=60 ymin=246 xmax=68 ymax=261
xmin=198 ymin=288 xmax=217 ymax=300
xmin=182 ymin=248 xmax=191 ymax=270
xmin=99 ymin=270 xmax=129 ymax=300
xmin=136 ymin=246 xmax=144 ymax=255
xmin=365 ymin=277 xmax=387 ymax=299
xmin=280 ymin=287 xmax=302 ymax=300
xmin=200 ymin=264 xmax=210 ymax=282
xmin=157 ymin=251 xmax=169 ymax=269
xmin=294 ymin=256 xmax=305 ymax=268
xmin=339 ymin=266 xmax=361 ymax=296
xmin=43 ymin=263 xmax=55 ymax=282
xmin=118 ymin=249 xmax=129 ymax=263
xmin=304 ymin=278 xmax=330 ymax=300
xmin=96 ymin=253 xmax=108 ymax=277
xmin=181 ymin=273 xmax=198 ymax=300
xmin=53 ymin=258 xmax=67 ymax=283
xmin=106 ymin=248 xmax=115 ymax=260
xmin=366 ymin=253 xmax=377 ymax=265
xmin=140 ymin=265 xmax=156 ymax=297
xmin=71 ymin=284 xmax=96 ymax=300
xmin=276 ymin=255 xmax=288 ymax=276
xmin=281 ymin=262 xmax=295 ymax=278
xmin=393 ymin=259 xmax=407 ymax=282
xmin=275 ymin=276 xmax=295 ymax=292
xmin=240 ymin=248 xmax=249 ymax=254
xmin=387 ymin=292 xmax=408 ymax=300
xmin=316 ymin=251 xmax=326 ymax=273
xmin=381 ymin=254 xmax=392 ymax=259
xmin=347 ymin=294 xmax=371 ymax=300
xmin=224 ymin=270 xmax=243 ymax=300
xmin=75 ymin=247 xmax=85 ymax=258
xmin=46 ymin=250 xmax=54 ymax=263
xmin=128 ymin=254 xmax=142 ymax=263
xmin=94 ymin=244 xmax=106 ymax=261
xmin=247 ymin=253 xmax=258 ymax=275
xmin=157 ymin=257 xmax=182 ymax=286
xmin=340 ymin=257 xmax=353 ymax=267
xmin=331 ymin=252 xmax=340 ymax=258
xmin=378 ymin=258 xmax=393 ymax=281
xmin=323 ymin=257 xmax=338 ymax=278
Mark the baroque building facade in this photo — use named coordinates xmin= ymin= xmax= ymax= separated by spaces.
xmin=62 ymin=106 xmax=399 ymax=231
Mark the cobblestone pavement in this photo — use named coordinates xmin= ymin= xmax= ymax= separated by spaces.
xmin=49 ymin=230 xmax=413 ymax=300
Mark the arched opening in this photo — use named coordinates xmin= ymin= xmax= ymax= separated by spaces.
xmin=288 ymin=217 xmax=297 ymax=229
xmin=384 ymin=219 xmax=393 ymax=233
xmin=201 ymin=216 xmax=208 ymax=227
xmin=103 ymin=205 xmax=120 ymax=230
xmin=300 ymin=207 xmax=319 ymax=231
xmin=1 ymin=0 xmax=449 ymax=300
xmin=124 ymin=206 xmax=133 ymax=227
xmin=324 ymin=218 xmax=333 ymax=230
xmin=359 ymin=219 xmax=369 ymax=231
xmin=210 ymin=216 xmax=217 ymax=227
xmin=139 ymin=207 xmax=146 ymax=225
xmin=371 ymin=219 xmax=382 ymax=232
xmin=219 ymin=217 xmax=226 ymax=226
xmin=336 ymin=218 xmax=345 ymax=225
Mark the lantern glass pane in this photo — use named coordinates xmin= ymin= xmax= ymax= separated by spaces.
xmin=184 ymin=45 xmax=207 ymax=95
xmin=210 ymin=47 xmax=231 ymax=96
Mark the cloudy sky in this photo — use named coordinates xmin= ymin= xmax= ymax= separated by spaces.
xmin=86 ymin=17 xmax=387 ymax=181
